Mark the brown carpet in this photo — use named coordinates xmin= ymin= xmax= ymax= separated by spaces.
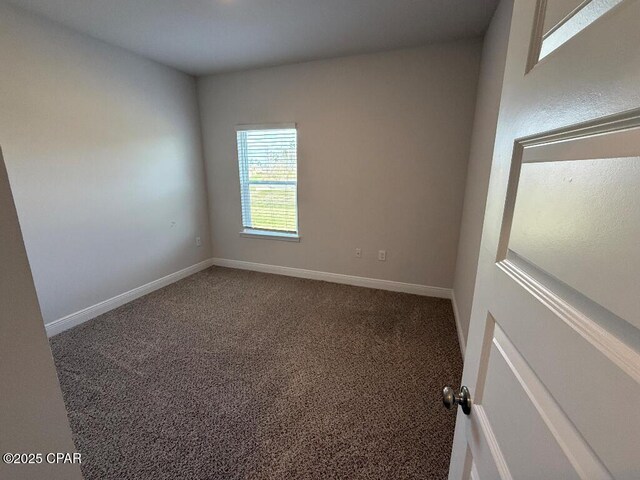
xmin=50 ymin=267 xmax=463 ymax=480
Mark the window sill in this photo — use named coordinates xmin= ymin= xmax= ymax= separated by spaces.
xmin=239 ymin=229 xmax=300 ymax=242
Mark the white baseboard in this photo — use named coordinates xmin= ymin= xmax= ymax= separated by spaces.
xmin=211 ymin=258 xmax=452 ymax=299
xmin=46 ymin=257 xmax=456 ymax=337
xmin=45 ymin=259 xmax=214 ymax=337
xmin=451 ymin=289 xmax=466 ymax=357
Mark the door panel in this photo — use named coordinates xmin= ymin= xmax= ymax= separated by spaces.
xmin=482 ymin=325 xmax=583 ymax=480
xmin=448 ymin=0 xmax=640 ymax=478
xmin=510 ymin=156 xmax=640 ymax=326
xmin=467 ymin=405 xmax=510 ymax=480
xmin=542 ymin=0 xmax=588 ymax=35
xmin=506 ymin=121 xmax=640 ymax=329
xmin=538 ymin=0 xmax=626 ymax=61
xmin=492 ymin=264 xmax=640 ymax=478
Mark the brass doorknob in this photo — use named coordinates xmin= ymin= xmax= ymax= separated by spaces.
xmin=442 ymin=385 xmax=472 ymax=415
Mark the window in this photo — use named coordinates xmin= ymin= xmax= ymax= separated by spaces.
xmin=236 ymin=124 xmax=299 ymax=240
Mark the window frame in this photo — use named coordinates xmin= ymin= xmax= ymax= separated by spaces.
xmin=235 ymin=123 xmax=300 ymax=242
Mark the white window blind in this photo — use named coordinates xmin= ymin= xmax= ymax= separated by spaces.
xmin=236 ymin=125 xmax=298 ymax=235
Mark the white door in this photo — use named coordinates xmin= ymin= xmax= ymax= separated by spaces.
xmin=447 ymin=0 xmax=640 ymax=479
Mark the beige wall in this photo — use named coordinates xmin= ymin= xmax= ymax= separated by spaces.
xmin=452 ymin=0 xmax=514 ymax=350
xmin=198 ymin=42 xmax=481 ymax=287
xmin=0 ymin=148 xmax=82 ymax=480
xmin=0 ymin=3 xmax=211 ymax=325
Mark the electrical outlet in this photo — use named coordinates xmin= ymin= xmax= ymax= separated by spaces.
xmin=195 ymin=236 xmax=202 ymax=247
xmin=355 ymin=248 xmax=362 ymax=258
xmin=378 ymin=250 xmax=386 ymax=261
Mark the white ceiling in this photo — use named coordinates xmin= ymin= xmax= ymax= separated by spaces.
xmin=8 ymin=0 xmax=499 ymax=75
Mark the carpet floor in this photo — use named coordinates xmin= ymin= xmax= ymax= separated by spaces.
xmin=50 ymin=267 xmax=463 ymax=479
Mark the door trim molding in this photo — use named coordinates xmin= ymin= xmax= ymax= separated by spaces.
xmin=498 ymin=259 xmax=640 ymax=384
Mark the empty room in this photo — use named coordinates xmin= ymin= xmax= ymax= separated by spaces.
xmin=1 ymin=0 xmax=639 ymax=479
